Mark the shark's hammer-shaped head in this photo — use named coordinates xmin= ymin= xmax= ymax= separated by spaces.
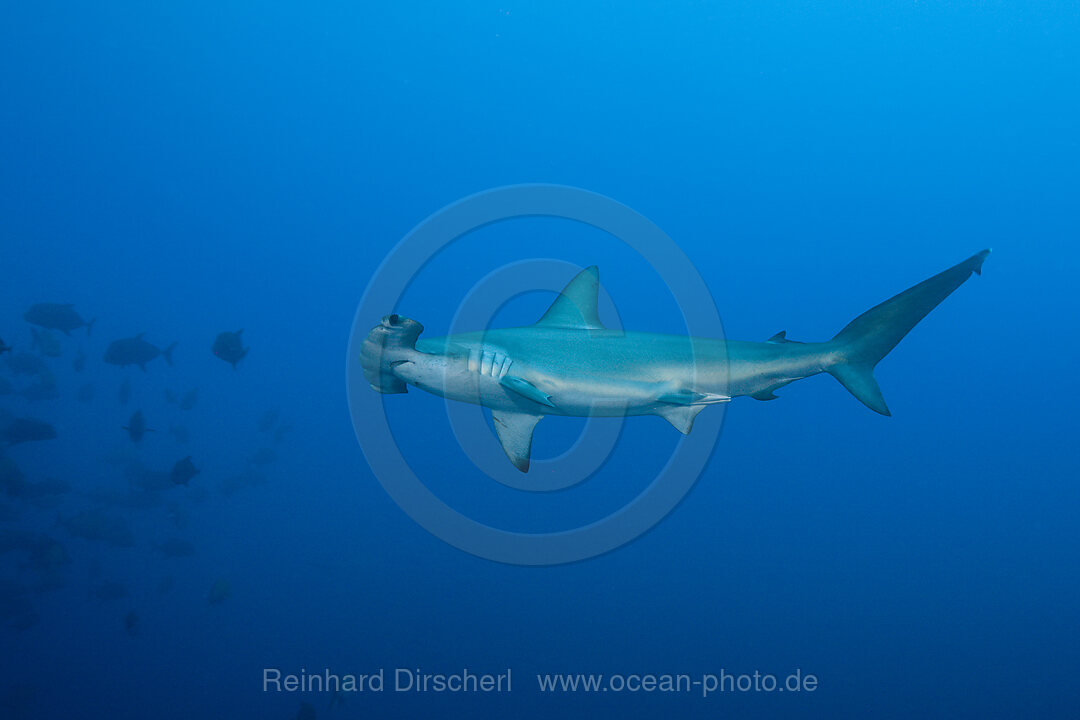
xmin=362 ymin=312 xmax=504 ymax=407
xmin=361 ymin=314 xmax=425 ymax=394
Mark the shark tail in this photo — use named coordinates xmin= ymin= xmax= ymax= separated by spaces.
xmin=163 ymin=342 xmax=177 ymax=366
xmin=827 ymin=249 xmax=990 ymax=416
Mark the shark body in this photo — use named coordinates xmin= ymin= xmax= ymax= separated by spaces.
xmin=362 ymin=250 xmax=990 ymax=471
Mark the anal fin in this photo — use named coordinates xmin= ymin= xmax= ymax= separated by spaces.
xmin=491 ymin=411 xmax=543 ymax=473
xmin=751 ymin=378 xmax=796 ymax=401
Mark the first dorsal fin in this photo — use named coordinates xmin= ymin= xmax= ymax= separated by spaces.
xmin=534 ymin=266 xmax=605 ymax=330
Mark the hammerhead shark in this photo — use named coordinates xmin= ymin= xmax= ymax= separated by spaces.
xmin=362 ymin=250 xmax=990 ymax=472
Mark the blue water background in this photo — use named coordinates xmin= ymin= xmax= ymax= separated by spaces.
xmin=1 ymin=2 xmax=1078 ymax=718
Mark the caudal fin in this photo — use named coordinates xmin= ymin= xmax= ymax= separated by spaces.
xmin=163 ymin=342 xmax=177 ymax=366
xmin=828 ymin=249 xmax=990 ymax=415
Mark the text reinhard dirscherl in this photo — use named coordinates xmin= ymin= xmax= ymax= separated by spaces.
xmin=263 ymin=668 xmax=820 ymax=698
xmin=264 ymin=668 xmax=512 ymax=694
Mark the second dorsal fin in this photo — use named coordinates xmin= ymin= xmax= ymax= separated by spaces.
xmin=766 ymin=330 xmax=803 ymax=344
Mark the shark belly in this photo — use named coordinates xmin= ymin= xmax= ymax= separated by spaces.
xmin=419 ymin=330 xmax=731 ymax=417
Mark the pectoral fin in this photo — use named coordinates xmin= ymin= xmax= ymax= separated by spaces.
xmin=500 ymin=375 xmax=555 ymax=407
xmin=491 ymin=411 xmax=543 ymax=472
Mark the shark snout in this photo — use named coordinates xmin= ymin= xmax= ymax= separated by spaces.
xmin=362 ymin=314 xmax=426 ymax=394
